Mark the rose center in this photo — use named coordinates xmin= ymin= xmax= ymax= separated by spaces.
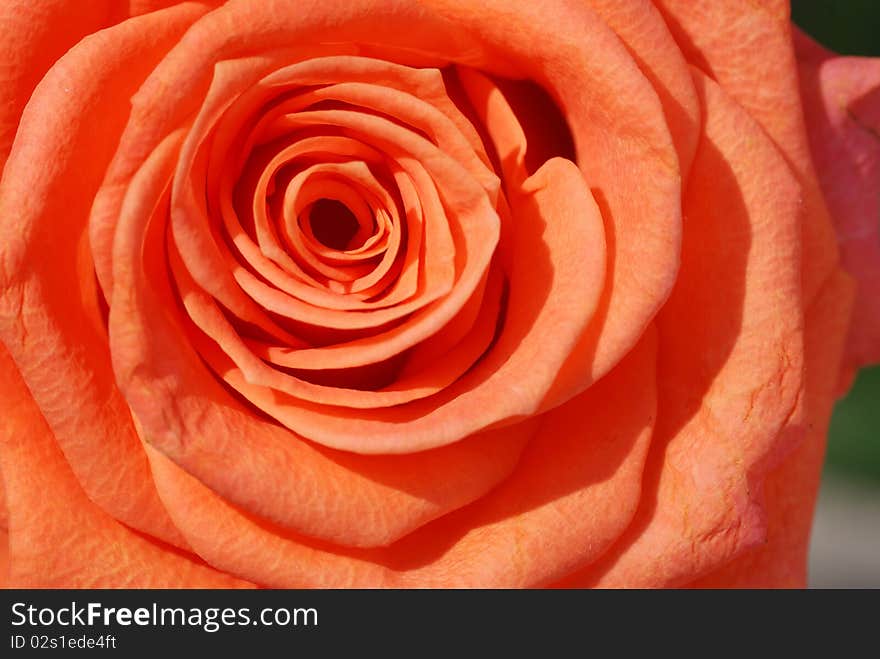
xmin=307 ymin=198 xmax=362 ymax=251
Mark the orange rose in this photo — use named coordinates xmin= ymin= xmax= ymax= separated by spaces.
xmin=0 ymin=0 xmax=877 ymax=588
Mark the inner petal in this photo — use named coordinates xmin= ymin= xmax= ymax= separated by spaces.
xmin=295 ymin=181 xmax=386 ymax=262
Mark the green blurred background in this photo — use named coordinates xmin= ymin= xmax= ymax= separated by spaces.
xmin=794 ymin=0 xmax=880 ymax=57
xmin=792 ymin=1 xmax=880 ymax=485
xmin=791 ymin=1 xmax=879 ymax=587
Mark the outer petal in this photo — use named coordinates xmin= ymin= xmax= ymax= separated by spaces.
xmin=795 ymin=30 xmax=880 ymax=374
xmin=556 ymin=69 xmax=804 ymax=587
xmin=584 ymin=0 xmax=700 ymax=180
xmin=0 ymin=0 xmax=208 ymax=172
xmin=144 ymin=328 xmax=657 ymax=587
xmin=0 ymin=2 xmax=215 ymax=548
xmin=0 ymin=344 xmax=249 ymax=588
xmin=654 ymin=0 xmax=839 ymax=305
xmin=0 ymin=0 xmax=117 ymax=170
xmin=0 ymin=476 xmax=7 ymax=586
xmin=688 ymin=270 xmax=854 ymax=587
xmin=0 ymin=530 xmax=7 ymax=587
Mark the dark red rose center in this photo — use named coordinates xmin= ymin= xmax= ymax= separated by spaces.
xmin=307 ymin=198 xmax=362 ymax=251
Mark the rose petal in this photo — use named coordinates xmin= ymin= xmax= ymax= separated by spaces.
xmin=108 ymin=26 xmax=606 ymax=452
xmin=795 ymin=30 xmax=880 ymax=373
xmin=0 ymin=417 xmax=8 ymax=587
xmin=94 ymin=0 xmax=681 ymax=419
xmin=107 ymin=131 xmax=590 ymax=544
xmin=556 ymin=69 xmax=804 ymax=587
xmin=0 ymin=2 xmax=214 ymax=549
xmin=586 ymin=0 xmax=700 ymax=179
xmin=654 ymin=0 xmax=839 ymax=306
xmin=0 ymin=529 xmax=8 ymax=588
xmin=0 ymin=344 xmax=250 ymax=588
xmin=221 ymin=136 xmax=434 ymax=312
xmin=144 ymin=329 xmax=656 ymax=587
xmin=0 ymin=0 xmax=129 ymax=171
xmin=181 ymin=262 xmax=501 ymax=408
xmin=688 ymin=269 xmax=855 ymax=587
